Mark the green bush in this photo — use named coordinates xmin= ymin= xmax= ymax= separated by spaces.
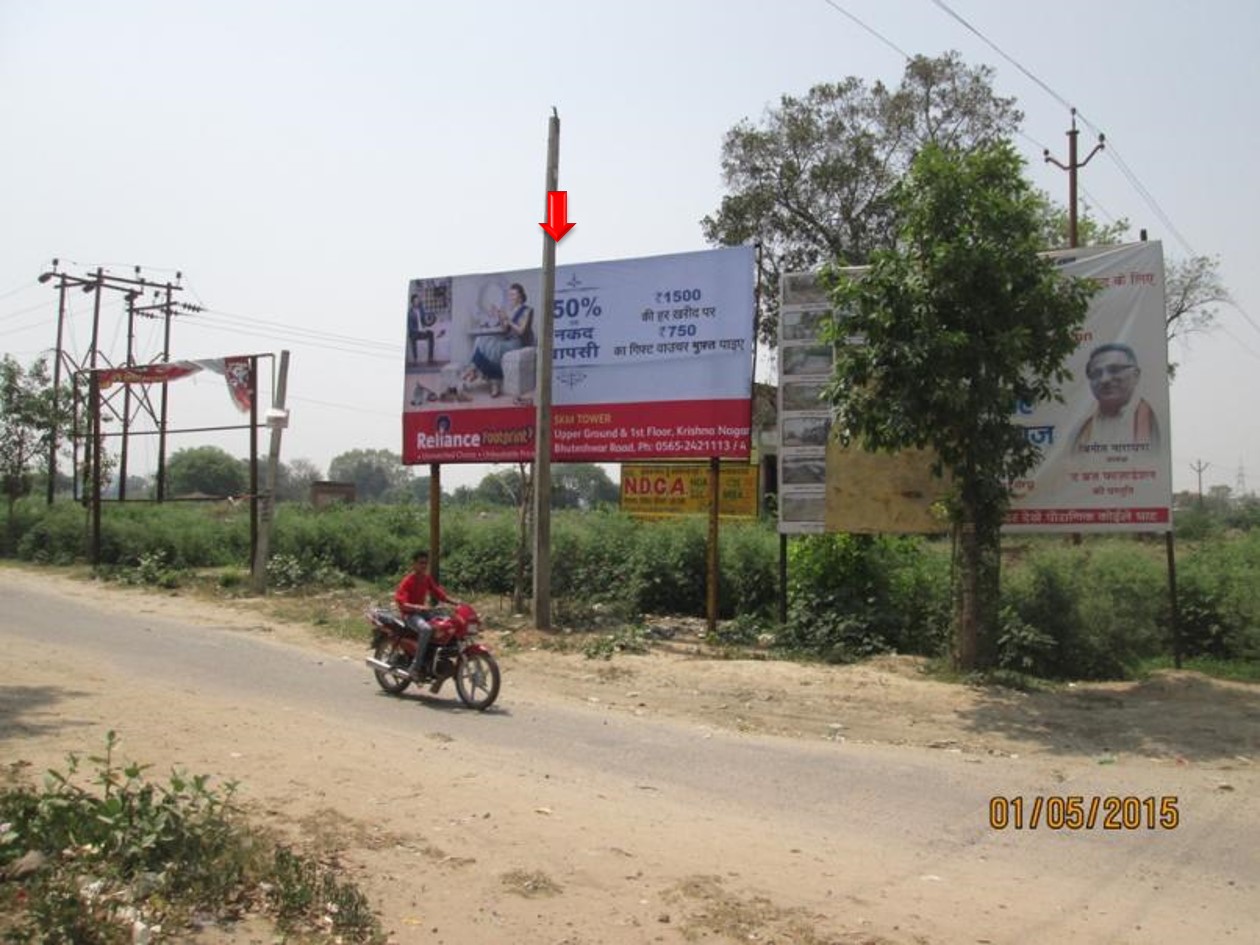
xmin=441 ymin=508 xmax=519 ymax=594
xmin=15 ymin=501 xmax=89 ymax=565
xmin=0 ymin=732 xmax=385 ymax=944
xmin=552 ymin=510 xmax=643 ymax=610
xmin=271 ymin=504 xmax=421 ymax=579
xmin=781 ymin=534 xmax=951 ymax=662
xmin=1001 ymin=541 xmax=1166 ymax=679
xmin=717 ymin=522 xmax=779 ymax=618
xmin=1175 ymin=531 xmax=1260 ymax=660
xmin=628 ymin=517 xmax=709 ymax=615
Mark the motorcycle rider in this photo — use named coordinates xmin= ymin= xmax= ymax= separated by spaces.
xmin=394 ymin=549 xmax=464 ymax=679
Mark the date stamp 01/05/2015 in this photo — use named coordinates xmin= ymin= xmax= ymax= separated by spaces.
xmin=988 ymin=795 xmax=1180 ymax=831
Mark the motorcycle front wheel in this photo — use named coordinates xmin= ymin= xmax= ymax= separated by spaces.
xmin=454 ymin=652 xmax=500 ymax=710
xmin=373 ymin=636 xmax=413 ymax=695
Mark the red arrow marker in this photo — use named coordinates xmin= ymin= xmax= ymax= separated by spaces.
xmin=540 ymin=190 xmax=576 ymax=242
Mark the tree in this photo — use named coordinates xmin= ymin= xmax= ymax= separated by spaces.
xmin=1 ymin=355 xmax=72 ymax=531
xmin=277 ymin=457 xmax=324 ymax=503
xmin=1165 ymin=254 xmax=1231 ymax=344
xmin=824 ymin=142 xmax=1096 ymax=670
xmin=703 ymin=52 xmax=1022 ymax=345
xmin=166 ymin=446 xmax=249 ymax=498
xmin=328 ymin=449 xmax=411 ymax=503
xmin=1035 ymin=206 xmax=1229 ymax=351
xmin=551 ymin=464 xmax=619 ymax=509
xmin=1036 ymin=200 xmax=1130 ymax=251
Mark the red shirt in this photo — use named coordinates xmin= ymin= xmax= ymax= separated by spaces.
xmin=394 ymin=572 xmax=451 ymax=611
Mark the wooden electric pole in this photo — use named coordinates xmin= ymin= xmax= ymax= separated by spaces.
xmin=532 ymin=109 xmax=560 ymax=629
xmin=1044 ymin=108 xmax=1105 ymax=248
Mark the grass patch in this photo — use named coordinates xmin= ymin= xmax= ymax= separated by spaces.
xmin=0 ymin=732 xmax=384 ymax=944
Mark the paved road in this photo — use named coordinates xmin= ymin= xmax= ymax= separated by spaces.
xmin=2 ymin=573 xmax=1256 ymax=944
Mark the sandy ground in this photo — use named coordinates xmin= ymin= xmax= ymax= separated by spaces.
xmin=2 ymin=566 xmax=1258 ymax=944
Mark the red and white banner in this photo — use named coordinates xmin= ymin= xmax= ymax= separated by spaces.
xmin=96 ymin=357 xmax=254 ymax=413
xmin=401 ymin=247 xmax=755 ymax=464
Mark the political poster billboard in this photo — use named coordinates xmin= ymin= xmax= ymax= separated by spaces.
xmin=1006 ymin=241 xmax=1171 ymax=532
xmin=401 ymin=246 xmax=755 ymax=464
xmin=776 ymin=241 xmax=1172 ymax=535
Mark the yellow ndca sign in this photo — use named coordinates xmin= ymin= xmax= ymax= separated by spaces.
xmin=620 ymin=463 xmax=759 ymax=519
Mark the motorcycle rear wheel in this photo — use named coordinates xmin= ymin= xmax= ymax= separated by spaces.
xmin=454 ymin=652 xmax=500 ymax=710
xmin=373 ymin=636 xmax=413 ymax=695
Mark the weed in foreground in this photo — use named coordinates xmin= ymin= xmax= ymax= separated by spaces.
xmin=0 ymin=732 xmax=384 ymax=944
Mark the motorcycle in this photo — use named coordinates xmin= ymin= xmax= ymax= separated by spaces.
xmin=364 ymin=602 xmax=501 ymax=710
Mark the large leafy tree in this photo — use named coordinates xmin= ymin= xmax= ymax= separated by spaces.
xmin=824 ymin=142 xmax=1096 ymax=670
xmin=328 ymin=448 xmax=411 ymax=503
xmin=703 ymin=52 xmax=1022 ymax=345
xmin=166 ymin=446 xmax=248 ymax=498
xmin=1 ymin=355 xmax=72 ymax=528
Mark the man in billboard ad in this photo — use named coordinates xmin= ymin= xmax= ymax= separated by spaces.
xmin=401 ymin=246 xmax=756 ymax=465
xmin=1006 ymin=241 xmax=1172 ymax=532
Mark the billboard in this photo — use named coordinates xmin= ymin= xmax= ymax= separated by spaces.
xmin=777 ymin=241 xmax=1172 ymax=535
xmin=824 ymin=443 xmax=950 ymax=535
xmin=1007 ymin=242 xmax=1172 ymax=532
xmin=401 ymin=246 xmax=755 ymax=464
xmin=620 ymin=462 xmax=759 ymax=519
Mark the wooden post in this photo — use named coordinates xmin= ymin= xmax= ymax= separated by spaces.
xmin=1165 ymin=530 xmax=1181 ymax=669
xmin=707 ymin=457 xmax=720 ymax=635
xmin=430 ymin=463 xmax=441 ymax=583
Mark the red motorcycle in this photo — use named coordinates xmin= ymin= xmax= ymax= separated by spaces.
xmin=364 ymin=603 xmax=501 ymax=710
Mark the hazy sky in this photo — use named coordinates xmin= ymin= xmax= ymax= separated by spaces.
xmin=2 ymin=0 xmax=1256 ymax=495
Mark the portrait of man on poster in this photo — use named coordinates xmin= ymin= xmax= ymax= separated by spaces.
xmin=1072 ymin=342 xmax=1160 ymax=451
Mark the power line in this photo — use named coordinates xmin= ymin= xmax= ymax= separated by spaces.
xmin=289 ymin=394 xmax=401 ymax=418
xmin=818 ymin=0 xmax=909 ymax=60
xmin=1089 ymin=135 xmax=1197 ymax=257
xmin=187 ymin=314 xmax=399 ymax=362
xmin=196 ymin=307 xmax=399 ymax=354
xmin=926 ymin=0 xmax=1199 ymax=261
xmin=0 ymin=298 xmax=55 ymax=323
xmin=929 ymin=0 xmax=1072 ymax=112
xmin=0 ymin=281 xmax=38 ymax=303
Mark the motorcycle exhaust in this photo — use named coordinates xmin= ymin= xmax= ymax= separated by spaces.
xmin=365 ymin=657 xmax=407 ymax=675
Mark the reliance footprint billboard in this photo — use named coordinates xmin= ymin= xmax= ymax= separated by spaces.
xmin=400 ymin=246 xmax=755 ymax=464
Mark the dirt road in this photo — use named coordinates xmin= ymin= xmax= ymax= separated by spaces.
xmin=1 ymin=566 xmax=1257 ymax=944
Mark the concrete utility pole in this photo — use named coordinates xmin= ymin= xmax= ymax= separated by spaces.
xmin=532 ymin=109 xmax=560 ymax=629
xmin=1044 ymin=108 xmax=1105 ymax=248
xmin=251 ymin=350 xmax=291 ymax=593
